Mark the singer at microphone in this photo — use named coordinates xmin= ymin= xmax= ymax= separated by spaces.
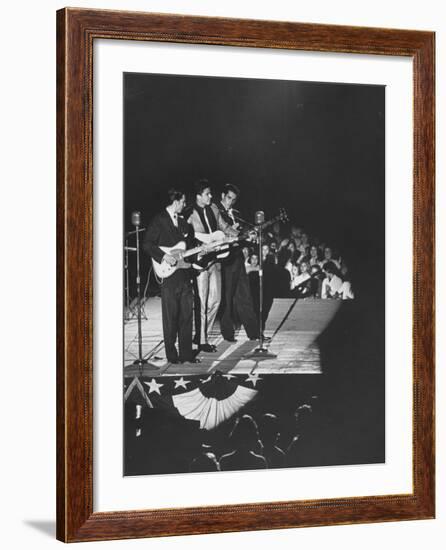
xmin=217 ymin=183 xmax=260 ymax=343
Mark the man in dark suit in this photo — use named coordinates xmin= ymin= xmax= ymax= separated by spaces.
xmin=143 ymin=188 xmax=200 ymax=364
xmin=217 ymin=184 xmax=259 ymax=342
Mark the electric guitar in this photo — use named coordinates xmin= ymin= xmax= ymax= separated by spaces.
xmin=151 ymin=240 xmax=222 ymax=279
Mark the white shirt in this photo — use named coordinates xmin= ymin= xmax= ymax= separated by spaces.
xmin=321 ymin=274 xmax=343 ymax=298
xmin=166 ymin=207 xmax=178 ymax=227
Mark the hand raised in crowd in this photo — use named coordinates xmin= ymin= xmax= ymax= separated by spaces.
xmin=279 ymin=238 xmax=290 ymax=249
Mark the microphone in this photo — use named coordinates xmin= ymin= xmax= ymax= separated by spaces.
xmin=254 ymin=211 xmax=265 ymax=225
xmin=131 ymin=211 xmax=141 ymax=227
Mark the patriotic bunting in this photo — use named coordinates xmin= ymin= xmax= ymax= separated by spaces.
xmin=124 ymin=370 xmax=263 ymax=430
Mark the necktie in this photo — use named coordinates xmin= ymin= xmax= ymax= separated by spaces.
xmin=203 ymin=207 xmax=212 ymax=233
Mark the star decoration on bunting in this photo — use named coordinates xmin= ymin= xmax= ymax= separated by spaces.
xmin=144 ymin=378 xmax=164 ymax=395
xmin=222 ymin=373 xmax=237 ymax=380
xmin=200 ymin=375 xmax=213 ymax=384
xmin=246 ymin=373 xmax=262 ymax=387
xmin=174 ymin=377 xmax=190 ymax=390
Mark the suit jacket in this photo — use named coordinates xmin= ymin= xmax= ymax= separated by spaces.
xmin=217 ymin=203 xmax=236 ymax=228
xmin=143 ymin=210 xmax=194 ymax=263
xmin=216 ymin=202 xmax=244 ymax=268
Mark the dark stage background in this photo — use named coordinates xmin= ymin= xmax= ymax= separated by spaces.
xmin=123 ymin=73 xmax=385 ymax=474
xmin=124 ymin=72 xmax=384 ymax=300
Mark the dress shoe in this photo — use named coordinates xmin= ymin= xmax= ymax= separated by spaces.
xmin=182 ymin=357 xmax=202 ymax=364
xmin=224 ymin=337 xmax=237 ymax=343
xmin=199 ymin=343 xmax=217 ymax=353
xmin=168 ymin=358 xmax=180 ymax=364
xmin=249 ymin=335 xmax=272 ymax=343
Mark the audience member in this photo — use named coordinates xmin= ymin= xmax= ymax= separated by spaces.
xmin=244 ymin=223 xmax=355 ymax=303
xmin=320 ymin=246 xmax=341 ymax=269
xmin=258 ymin=413 xmax=286 ymax=468
xmin=246 ymin=252 xmax=260 ymax=274
xmin=308 ymin=245 xmax=321 ymax=266
xmin=338 ymin=264 xmax=355 ymax=299
xmin=290 ymin=261 xmax=312 ymax=298
xmin=286 ymin=403 xmax=316 ymax=467
xmin=321 ymin=261 xmax=344 ymax=298
xmin=261 ymin=243 xmax=276 ymax=266
xmin=220 ymin=415 xmax=267 ymax=471
xmin=190 ymin=452 xmax=221 ymax=472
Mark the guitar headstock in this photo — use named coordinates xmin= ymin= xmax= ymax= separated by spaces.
xmin=278 ymin=208 xmax=289 ymax=224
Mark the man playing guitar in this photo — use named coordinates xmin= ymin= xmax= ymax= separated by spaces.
xmin=187 ymin=179 xmax=238 ymax=352
xmin=217 ymin=184 xmax=259 ymax=342
xmin=143 ymin=188 xmax=200 ymax=364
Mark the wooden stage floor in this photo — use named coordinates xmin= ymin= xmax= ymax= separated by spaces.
xmin=124 ymin=297 xmax=341 ymax=377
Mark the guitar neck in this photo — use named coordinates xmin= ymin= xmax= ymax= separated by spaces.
xmin=260 ymin=215 xmax=282 ymax=231
xmin=182 ymin=244 xmax=206 ymax=258
xmin=238 ymin=214 xmax=283 ymax=240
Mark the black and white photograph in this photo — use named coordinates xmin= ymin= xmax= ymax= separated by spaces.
xmin=123 ymin=72 xmax=385 ymax=476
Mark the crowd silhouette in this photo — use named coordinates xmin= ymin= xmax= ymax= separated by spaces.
xmin=125 ymin=392 xmax=323 ymax=475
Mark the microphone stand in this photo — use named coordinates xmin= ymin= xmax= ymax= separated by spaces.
xmin=246 ymin=221 xmax=277 ymax=359
xmin=124 ymin=237 xmax=132 ymax=322
xmin=131 ymin=223 xmax=158 ymax=374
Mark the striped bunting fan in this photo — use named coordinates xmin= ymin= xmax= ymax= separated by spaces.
xmin=124 ymin=371 xmax=263 ymax=430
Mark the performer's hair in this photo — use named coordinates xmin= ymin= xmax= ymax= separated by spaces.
xmin=167 ymin=188 xmax=185 ymax=204
xmin=222 ymin=183 xmax=240 ymax=196
xmin=193 ymin=178 xmax=211 ymax=197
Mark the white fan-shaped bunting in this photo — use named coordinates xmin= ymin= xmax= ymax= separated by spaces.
xmin=172 ymin=386 xmax=257 ymax=430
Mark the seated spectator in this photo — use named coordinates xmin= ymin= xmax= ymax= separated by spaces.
xmin=320 ymin=246 xmax=341 ymax=269
xmin=190 ymin=452 xmax=221 ymax=473
xmin=296 ymin=238 xmax=308 ymax=259
xmin=308 ymin=245 xmax=321 ymax=266
xmin=278 ymin=239 xmax=300 ymax=267
xmin=261 ymin=243 xmax=276 ymax=266
xmin=284 ymin=258 xmax=294 ymax=276
xmin=286 ymin=240 xmax=300 ymax=265
xmin=321 ymin=261 xmax=344 ymax=298
xmin=258 ymin=413 xmax=286 ymax=468
xmin=246 ymin=252 xmax=260 ymax=274
xmin=286 ymin=404 xmax=316 ymax=468
xmin=269 ymin=241 xmax=279 ymax=265
xmin=291 ymin=261 xmax=312 ymax=297
xmin=220 ymin=415 xmax=267 ymax=471
xmin=277 ymin=238 xmax=290 ymax=265
xmin=338 ymin=263 xmax=355 ymax=299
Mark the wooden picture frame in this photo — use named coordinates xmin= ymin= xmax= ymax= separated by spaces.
xmin=56 ymin=7 xmax=435 ymax=543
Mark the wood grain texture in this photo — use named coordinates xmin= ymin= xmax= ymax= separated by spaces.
xmin=56 ymin=7 xmax=435 ymax=543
